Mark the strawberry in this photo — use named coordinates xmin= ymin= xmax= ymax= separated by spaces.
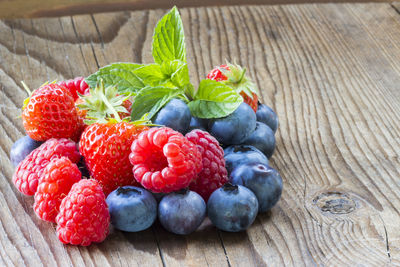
xmin=77 ymin=81 xmax=149 ymax=195
xmin=207 ymin=63 xmax=259 ymax=112
xmin=80 ymin=121 xmax=148 ymax=195
xmin=73 ymin=82 xmax=133 ymax=141
xmin=22 ymin=83 xmax=81 ymax=141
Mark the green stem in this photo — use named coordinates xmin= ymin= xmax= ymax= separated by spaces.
xmin=237 ymin=67 xmax=247 ymax=84
xmin=21 ymin=81 xmax=32 ymax=96
xmin=100 ymin=93 xmax=121 ymax=122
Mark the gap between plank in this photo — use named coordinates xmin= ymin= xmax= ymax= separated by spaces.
xmin=391 ymin=2 xmax=400 ymax=15
xmin=151 ymin=227 xmax=167 ymax=267
xmin=217 ymin=230 xmax=232 ymax=267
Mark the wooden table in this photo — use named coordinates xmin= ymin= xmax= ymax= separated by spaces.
xmin=1 ymin=3 xmax=400 ymax=266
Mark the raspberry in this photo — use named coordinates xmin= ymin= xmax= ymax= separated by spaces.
xmin=185 ymin=130 xmax=228 ymax=201
xmin=13 ymin=138 xmax=81 ymax=195
xmin=129 ymin=127 xmax=202 ymax=193
xmin=58 ymin=77 xmax=89 ymax=101
xmin=34 ymin=157 xmax=81 ymax=222
xmin=56 ymin=179 xmax=110 ymax=246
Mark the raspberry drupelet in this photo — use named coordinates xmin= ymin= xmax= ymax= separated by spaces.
xmin=186 ymin=129 xmax=228 ymax=201
xmin=129 ymin=127 xmax=202 ymax=193
xmin=56 ymin=179 xmax=110 ymax=246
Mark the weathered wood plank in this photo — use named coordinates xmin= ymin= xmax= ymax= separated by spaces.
xmin=1 ymin=3 xmax=400 ymax=266
xmin=0 ymin=0 xmax=395 ymax=19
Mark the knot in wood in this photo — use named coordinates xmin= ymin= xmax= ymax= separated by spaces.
xmin=313 ymin=192 xmax=356 ymax=214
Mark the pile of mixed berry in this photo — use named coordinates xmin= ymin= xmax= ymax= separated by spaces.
xmin=10 ymin=7 xmax=282 ymax=246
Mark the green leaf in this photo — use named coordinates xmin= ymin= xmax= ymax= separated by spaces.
xmin=160 ymin=60 xmax=190 ymax=88
xmin=133 ymin=64 xmax=165 ymax=86
xmin=130 ymin=86 xmax=185 ymax=121
xmin=85 ymin=63 xmax=144 ymax=95
xmin=188 ymin=80 xmax=243 ymax=119
xmin=152 ymin=6 xmax=186 ymax=64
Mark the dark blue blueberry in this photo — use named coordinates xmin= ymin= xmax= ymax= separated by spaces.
xmin=10 ymin=135 xmax=42 ymax=167
xmin=154 ymin=98 xmax=191 ymax=134
xmin=158 ymin=190 xmax=206 ymax=235
xmin=242 ymin=122 xmax=276 ymax=158
xmin=209 ymin=103 xmax=256 ymax=145
xmin=106 ymin=186 xmax=157 ymax=232
xmin=207 ymin=183 xmax=258 ymax=232
xmin=230 ymin=164 xmax=282 ymax=213
xmin=224 ymin=145 xmax=268 ymax=175
xmin=256 ymin=103 xmax=278 ymax=133
xmin=188 ymin=116 xmax=208 ymax=131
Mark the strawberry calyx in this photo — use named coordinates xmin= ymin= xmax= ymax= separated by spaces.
xmin=78 ymin=80 xmax=130 ymax=124
xmin=221 ymin=63 xmax=260 ymax=99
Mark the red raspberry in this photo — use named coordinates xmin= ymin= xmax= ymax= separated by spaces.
xmin=34 ymin=157 xmax=81 ymax=222
xmin=56 ymin=179 xmax=110 ymax=246
xmin=13 ymin=138 xmax=81 ymax=196
xmin=186 ymin=129 xmax=228 ymax=201
xmin=129 ymin=127 xmax=202 ymax=193
xmin=58 ymin=77 xmax=89 ymax=101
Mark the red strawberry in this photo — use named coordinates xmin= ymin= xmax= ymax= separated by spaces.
xmin=34 ymin=157 xmax=81 ymax=222
xmin=13 ymin=138 xmax=80 ymax=196
xmin=56 ymin=179 xmax=110 ymax=246
xmin=76 ymin=81 xmax=149 ymax=195
xmin=79 ymin=122 xmax=148 ymax=195
xmin=207 ymin=63 xmax=259 ymax=112
xmin=22 ymin=83 xmax=81 ymax=141
xmin=58 ymin=77 xmax=90 ymax=101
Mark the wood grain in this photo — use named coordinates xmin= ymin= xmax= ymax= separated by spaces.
xmin=1 ymin=3 xmax=400 ymax=266
xmin=0 ymin=0 xmax=396 ymax=19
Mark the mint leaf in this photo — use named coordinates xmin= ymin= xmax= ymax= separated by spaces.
xmin=86 ymin=63 xmax=144 ymax=95
xmin=130 ymin=86 xmax=185 ymax=121
xmin=133 ymin=64 xmax=165 ymax=86
xmin=152 ymin=7 xmax=186 ymax=64
xmin=160 ymin=60 xmax=190 ymax=88
xmin=188 ymin=80 xmax=243 ymax=118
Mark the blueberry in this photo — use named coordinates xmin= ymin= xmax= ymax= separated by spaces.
xmin=106 ymin=186 xmax=157 ymax=232
xmin=230 ymin=164 xmax=282 ymax=213
xmin=207 ymin=183 xmax=258 ymax=232
xmin=158 ymin=190 xmax=206 ymax=235
xmin=256 ymin=103 xmax=278 ymax=133
xmin=242 ymin=122 xmax=276 ymax=158
xmin=188 ymin=116 xmax=208 ymax=131
xmin=154 ymin=98 xmax=191 ymax=134
xmin=10 ymin=136 xmax=42 ymax=167
xmin=224 ymin=145 xmax=268 ymax=175
xmin=209 ymin=103 xmax=256 ymax=145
